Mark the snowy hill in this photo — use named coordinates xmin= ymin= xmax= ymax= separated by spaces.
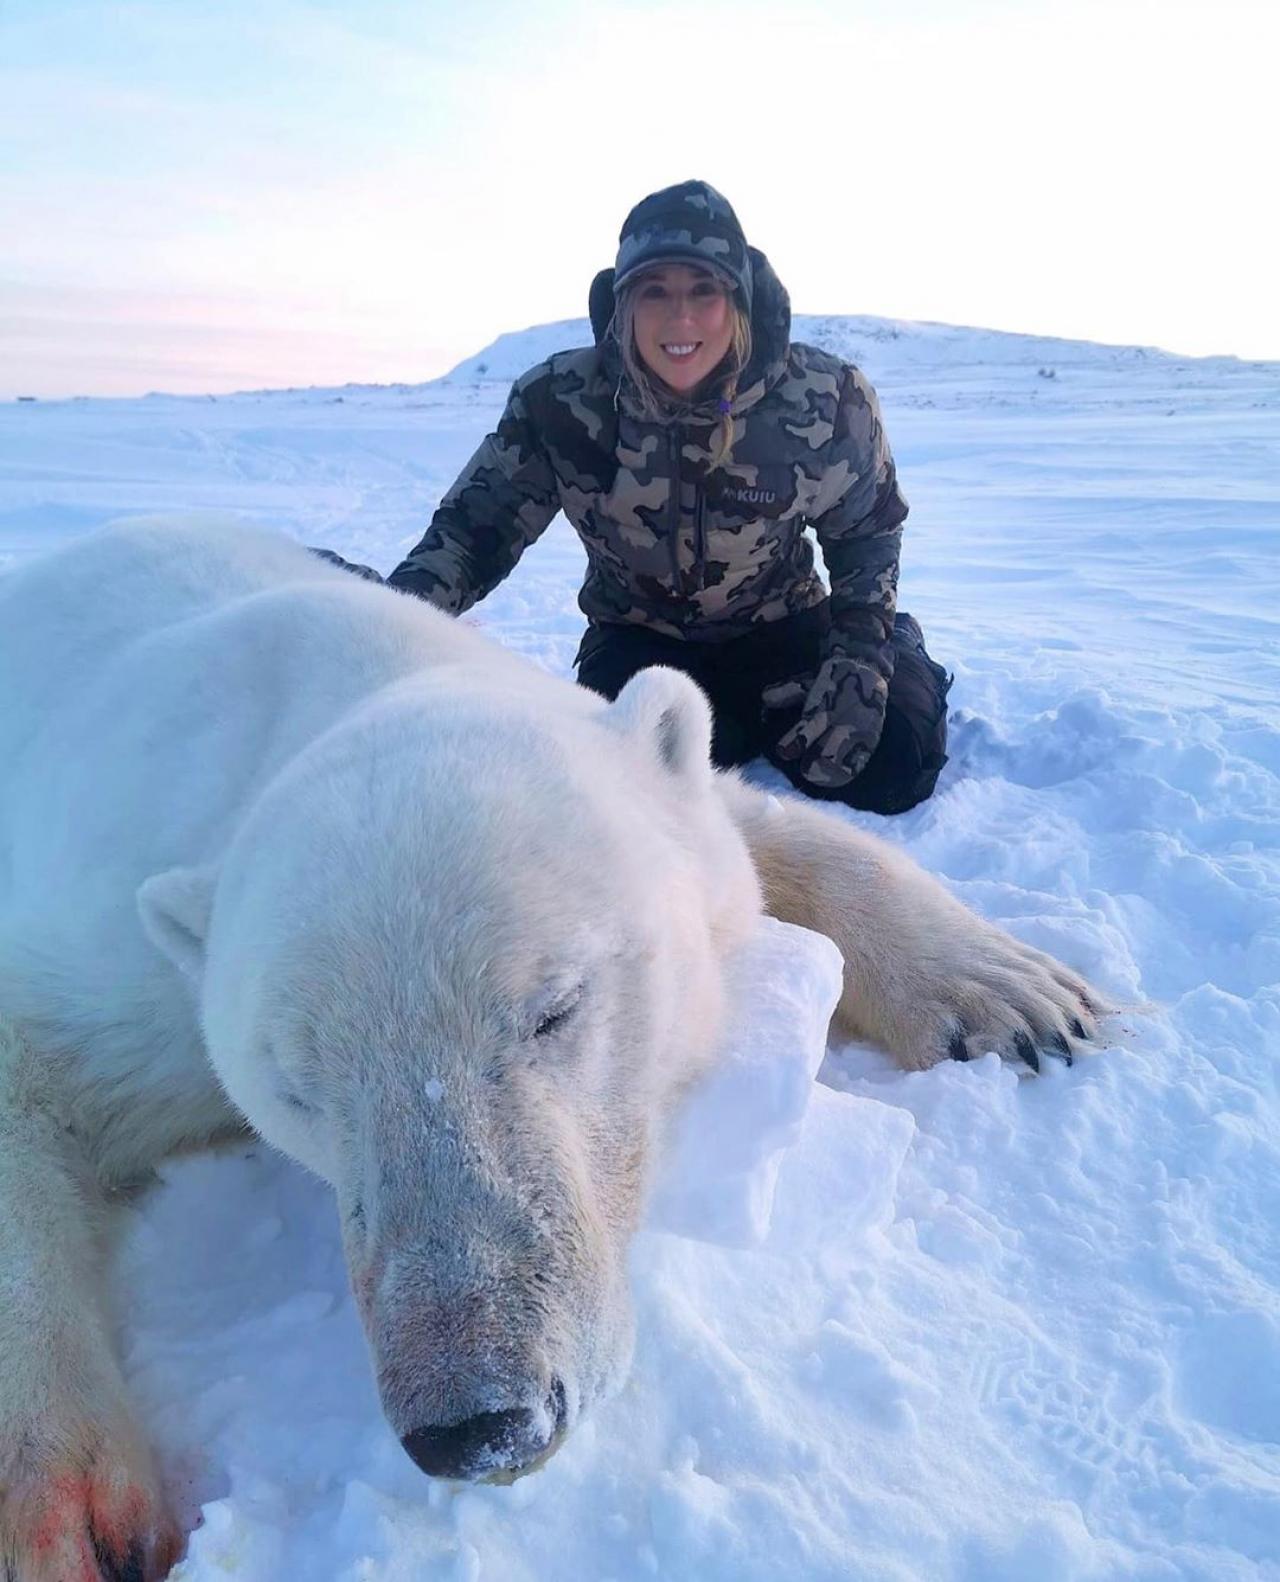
xmin=1 ymin=314 xmax=1278 ymax=1581
xmin=445 ymin=311 xmax=1278 ymax=411
xmin=443 ymin=312 xmax=1193 ymax=385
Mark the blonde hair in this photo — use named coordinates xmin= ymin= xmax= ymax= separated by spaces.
xmin=613 ymin=280 xmax=753 ymax=469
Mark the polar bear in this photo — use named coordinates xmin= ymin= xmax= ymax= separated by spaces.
xmin=0 ymin=517 xmax=1102 ymax=1581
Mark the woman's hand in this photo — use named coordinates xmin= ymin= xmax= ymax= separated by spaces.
xmin=767 ymin=655 xmax=887 ymax=790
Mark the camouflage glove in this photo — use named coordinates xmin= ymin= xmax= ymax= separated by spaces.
xmin=759 ymin=673 xmax=811 ymax=716
xmin=310 ymin=546 xmax=385 ymax=583
xmin=768 ymin=655 xmax=888 ymax=790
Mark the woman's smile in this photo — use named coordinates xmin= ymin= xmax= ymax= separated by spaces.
xmin=632 ymin=264 xmax=734 ymax=395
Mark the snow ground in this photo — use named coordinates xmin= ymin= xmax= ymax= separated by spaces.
xmin=1 ymin=315 xmax=1278 ymax=1580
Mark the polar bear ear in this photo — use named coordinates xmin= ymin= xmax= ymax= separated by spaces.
xmin=605 ymin=666 xmax=714 ymax=786
xmin=137 ymin=865 xmax=217 ymax=981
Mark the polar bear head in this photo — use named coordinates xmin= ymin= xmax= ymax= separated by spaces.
xmin=138 ymin=666 xmax=760 ymax=1481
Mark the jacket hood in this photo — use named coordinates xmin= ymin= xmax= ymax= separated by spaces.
xmin=588 ymin=246 xmax=792 ymax=420
xmin=612 ymin=178 xmax=753 ymax=313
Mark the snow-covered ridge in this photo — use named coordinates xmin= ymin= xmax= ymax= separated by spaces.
xmin=441 ymin=310 xmax=1280 ymax=393
xmin=13 ymin=311 xmax=1277 ymax=413
xmin=442 ymin=312 xmax=1172 ymax=385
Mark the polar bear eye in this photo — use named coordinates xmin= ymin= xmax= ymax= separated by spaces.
xmin=278 ymin=1086 xmax=318 ymax=1116
xmin=532 ymin=987 xmax=582 ymax=1040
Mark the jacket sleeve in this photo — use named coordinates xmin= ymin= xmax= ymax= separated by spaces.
xmin=808 ymin=366 xmax=909 ymax=733
xmin=387 ymin=375 xmax=561 ymax=613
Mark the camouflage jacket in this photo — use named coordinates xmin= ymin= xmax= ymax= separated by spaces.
xmin=389 ymin=251 xmax=908 ymax=704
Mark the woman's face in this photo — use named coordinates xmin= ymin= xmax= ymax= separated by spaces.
xmin=629 ymin=263 xmax=735 ymax=396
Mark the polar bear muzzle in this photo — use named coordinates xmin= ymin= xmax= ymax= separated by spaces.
xmin=400 ymin=1379 xmax=569 ymax=1482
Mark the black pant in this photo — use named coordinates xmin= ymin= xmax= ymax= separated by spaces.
xmin=575 ymin=605 xmax=951 ymax=815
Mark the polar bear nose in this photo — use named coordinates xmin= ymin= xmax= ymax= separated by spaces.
xmin=400 ymin=1382 xmax=567 ymax=1481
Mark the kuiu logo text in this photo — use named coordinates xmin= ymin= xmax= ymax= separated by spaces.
xmin=719 ymin=485 xmax=779 ymax=506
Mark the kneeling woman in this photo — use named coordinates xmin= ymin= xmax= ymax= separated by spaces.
xmin=389 ymin=179 xmax=951 ymax=814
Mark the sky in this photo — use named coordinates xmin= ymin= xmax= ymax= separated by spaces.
xmin=1 ymin=0 xmax=1276 ymax=399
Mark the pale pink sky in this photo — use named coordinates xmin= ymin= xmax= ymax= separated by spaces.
xmin=2 ymin=0 xmax=1275 ymax=399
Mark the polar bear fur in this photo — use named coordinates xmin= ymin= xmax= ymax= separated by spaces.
xmin=0 ymin=518 xmax=1102 ymax=1580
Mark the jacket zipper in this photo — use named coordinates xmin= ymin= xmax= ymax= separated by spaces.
xmin=667 ymin=424 xmax=683 ymax=582
xmin=693 ymin=488 xmax=707 ymax=589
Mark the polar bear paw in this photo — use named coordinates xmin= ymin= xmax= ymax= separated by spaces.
xmin=872 ymin=924 xmax=1108 ymax=1074
xmin=1 ymin=1421 xmax=182 ymax=1582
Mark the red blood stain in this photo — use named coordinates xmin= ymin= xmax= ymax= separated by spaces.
xmin=18 ymin=1466 xmax=183 ymax=1580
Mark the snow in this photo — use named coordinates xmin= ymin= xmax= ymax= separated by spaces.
xmin=2 ymin=312 xmax=1278 ymax=1580
xmin=649 ymin=916 xmax=845 ymax=1249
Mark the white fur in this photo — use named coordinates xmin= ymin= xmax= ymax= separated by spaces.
xmin=0 ymin=517 xmax=1102 ymax=1577
xmin=715 ymin=777 xmax=1105 ymax=1071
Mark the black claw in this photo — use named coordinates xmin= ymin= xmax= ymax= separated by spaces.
xmin=1013 ymin=1032 xmax=1040 ymax=1072
xmin=1070 ymin=1016 xmax=1088 ymax=1039
xmin=1049 ymin=1031 xmax=1075 ymax=1066
xmin=93 ymin=1535 xmax=146 ymax=1582
xmin=948 ymin=1030 xmax=970 ymax=1062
